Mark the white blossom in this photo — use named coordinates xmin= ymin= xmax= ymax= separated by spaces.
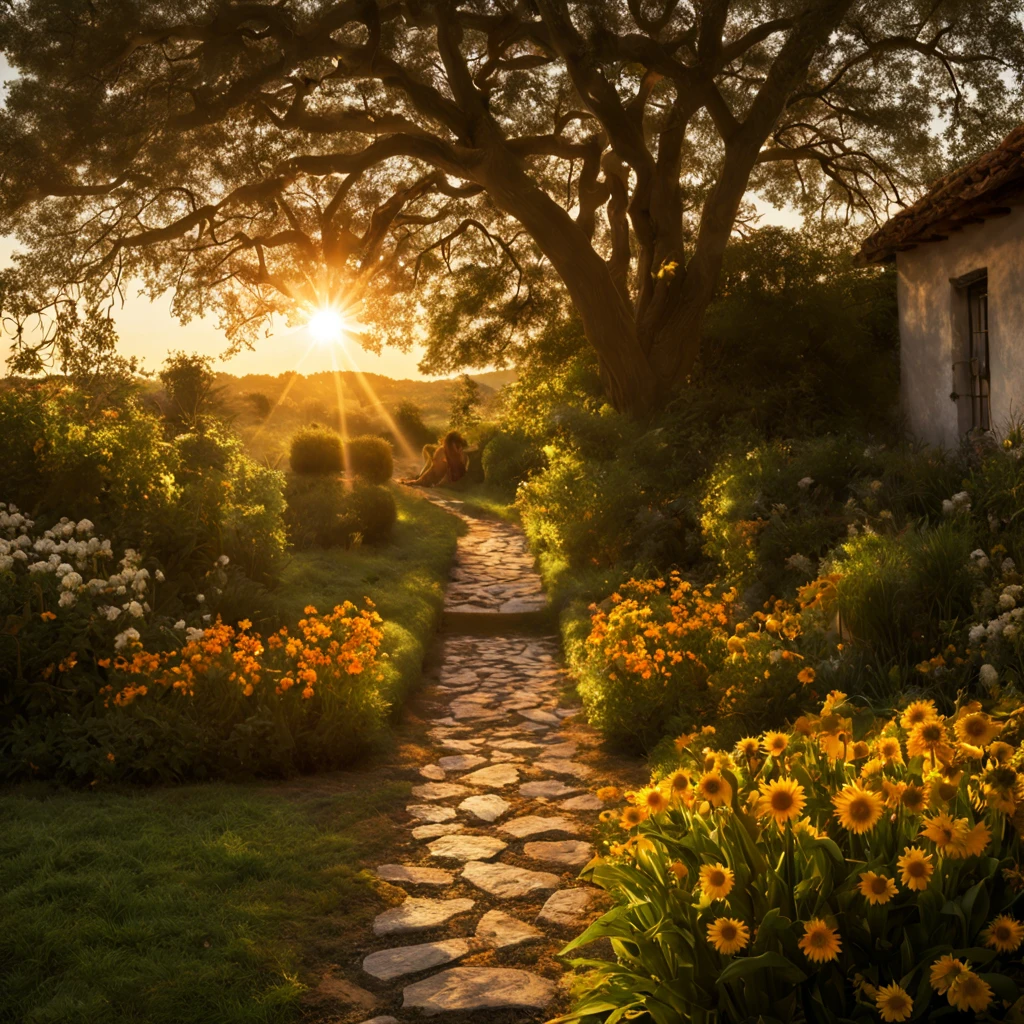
xmin=173 ymin=620 xmax=186 ymax=630
xmin=61 ymin=572 xmax=83 ymax=591
xmin=185 ymin=627 xmax=205 ymax=642
xmin=58 ymin=590 xmax=77 ymax=608
xmin=797 ymin=477 xmax=814 ymax=489
xmin=114 ymin=627 xmax=140 ymax=650
xmin=127 ymin=601 xmax=144 ymax=618
xmin=980 ymin=664 xmax=999 ymax=687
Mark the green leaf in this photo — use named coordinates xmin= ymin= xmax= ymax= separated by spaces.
xmin=717 ymin=951 xmax=807 ymax=986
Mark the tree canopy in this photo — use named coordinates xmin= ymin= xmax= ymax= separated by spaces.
xmin=1 ymin=0 xmax=1023 ymax=411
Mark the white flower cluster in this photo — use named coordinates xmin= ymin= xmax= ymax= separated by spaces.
xmin=941 ymin=491 xmax=972 ymax=516
xmin=0 ymin=503 xmax=161 ymax=621
xmin=968 ymin=581 xmax=1024 ymax=646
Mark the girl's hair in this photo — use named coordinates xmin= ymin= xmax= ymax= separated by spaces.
xmin=443 ymin=431 xmax=468 ymax=482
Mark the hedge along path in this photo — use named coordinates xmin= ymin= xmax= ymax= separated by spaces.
xmin=344 ymin=492 xmax=635 ymax=1024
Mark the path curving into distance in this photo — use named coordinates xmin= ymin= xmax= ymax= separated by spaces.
xmin=348 ymin=493 xmax=627 ymax=1023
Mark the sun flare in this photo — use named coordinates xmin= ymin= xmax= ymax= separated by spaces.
xmin=308 ymin=308 xmax=346 ymax=345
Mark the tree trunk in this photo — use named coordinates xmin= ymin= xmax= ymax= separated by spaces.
xmin=479 ymin=149 xmax=660 ymax=416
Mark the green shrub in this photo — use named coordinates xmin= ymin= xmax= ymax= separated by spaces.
xmin=284 ymin=475 xmax=354 ymax=549
xmin=392 ymin=400 xmax=436 ymax=448
xmin=344 ymin=484 xmax=397 ymax=544
xmin=481 ymin=429 xmax=544 ymax=491
xmin=345 ymin=435 xmax=394 ymax=483
xmin=289 ymin=424 xmax=343 ymax=474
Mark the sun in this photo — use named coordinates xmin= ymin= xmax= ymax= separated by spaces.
xmin=308 ymin=308 xmax=346 ymax=345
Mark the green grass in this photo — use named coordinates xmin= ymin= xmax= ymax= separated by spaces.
xmin=437 ymin=481 xmax=519 ymax=522
xmin=275 ymin=485 xmax=463 ymax=709
xmin=0 ymin=771 xmax=411 ymax=1024
xmin=0 ymin=486 xmax=463 ymax=1024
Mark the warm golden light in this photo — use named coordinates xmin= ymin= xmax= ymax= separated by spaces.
xmin=308 ymin=308 xmax=345 ymax=344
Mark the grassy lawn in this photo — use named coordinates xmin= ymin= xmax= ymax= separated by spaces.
xmin=0 ymin=485 xmax=462 ymax=1024
xmin=0 ymin=772 xmax=411 ymax=1024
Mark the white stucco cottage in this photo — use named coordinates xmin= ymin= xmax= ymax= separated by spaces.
xmin=860 ymin=127 xmax=1024 ymax=448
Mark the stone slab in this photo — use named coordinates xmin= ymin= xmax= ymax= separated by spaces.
xmin=419 ymin=765 xmax=446 ymax=781
xmin=519 ymin=708 xmax=560 ymax=725
xmin=458 ymin=794 xmax=510 ymax=822
xmin=375 ymin=864 xmax=453 ymax=886
xmin=373 ymin=897 xmax=475 ymax=936
xmin=536 ymin=888 xmax=605 ymax=929
xmin=427 ymin=834 xmax=507 ymax=862
xmin=402 ymin=967 xmax=557 ymax=1016
xmin=461 ymin=861 xmax=561 ymax=899
xmin=498 ymin=815 xmax=579 ymax=839
xmin=437 ymin=754 xmax=487 ymax=771
xmin=535 ymin=759 xmax=592 ymax=778
xmin=459 ymin=764 xmax=520 ymax=789
xmin=474 ymin=909 xmax=544 ymax=949
xmin=411 ymin=782 xmax=470 ymax=801
xmin=560 ymin=794 xmax=604 ymax=811
xmin=519 ymin=780 xmax=581 ymax=799
xmin=411 ymin=823 xmax=464 ymax=840
xmin=363 ymin=938 xmax=469 ymax=981
xmin=407 ymin=804 xmax=458 ymax=823
xmin=523 ymin=840 xmax=594 ymax=868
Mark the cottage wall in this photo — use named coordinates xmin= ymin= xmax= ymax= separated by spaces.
xmin=895 ymin=205 xmax=1024 ymax=447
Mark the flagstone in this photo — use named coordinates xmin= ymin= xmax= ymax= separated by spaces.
xmin=373 ymin=897 xmax=476 ymax=936
xmin=535 ymin=759 xmax=593 ymax=778
xmin=411 ymin=822 xmax=464 ymax=840
xmin=362 ymin=938 xmax=470 ymax=981
xmin=411 ymin=782 xmax=470 ymax=801
xmin=458 ymin=764 xmax=519 ymax=788
xmin=523 ymin=840 xmax=594 ymax=868
xmin=474 ymin=909 xmax=545 ymax=949
xmin=426 ymin=834 xmax=507 ymax=862
xmin=560 ymin=793 xmax=604 ymax=811
xmin=519 ymin=708 xmax=561 ymax=725
xmin=437 ymin=754 xmax=487 ymax=771
xmin=458 ymin=793 xmax=510 ymax=822
xmin=519 ymin=779 xmax=581 ymax=799
xmin=375 ymin=864 xmax=454 ymax=886
xmin=402 ymin=967 xmax=557 ymax=1016
xmin=406 ymin=804 xmax=458 ymax=823
xmin=461 ymin=861 xmax=560 ymax=898
xmin=419 ymin=764 xmax=446 ymax=780
xmin=498 ymin=815 xmax=580 ymax=839
xmin=536 ymin=888 xmax=606 ymax=929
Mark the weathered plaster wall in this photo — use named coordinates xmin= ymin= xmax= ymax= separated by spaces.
xmin=895 ymin=205 xmax=1024 ymax=447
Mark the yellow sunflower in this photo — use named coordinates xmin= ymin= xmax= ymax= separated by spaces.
xmin=919 ymin=812 xmax=966 ymax=853
xmin=598 ymin=809 xmax=616 ymax=823
xmin=699 ymin=863 xmax=735 ymax=901
xmin=954 ymin=710 xmax=1002 ymax=747
xmin=832 ymin=783 xmax=883 ymax=834
xmin=797 ymin=667 xmax=816 ymax=685
xmin=929 ymin=955 xmax=967 ymax=994
xmin=851 ymin=740 xmax=871 ymax=760
xmin=900 ymin=784 xmax=927 ymax=814
xmin=596 ymin=786 xmax=621 ymax=802
xmin=947 ymin=971 xmax=993 ymax=1012
xmin=664 ymin=768 xmax=692 ymax=798
xmin=953 ymin=820 xmax=991 ymax=858
xmin=697 ymin=771 xmax=732 ymax=808
xmin=635 ymin=785 xmax=669 ymax=815
xmin=858 ymin=871 xmax=897 ymax=905
xmin=797 ymin=918 xmax=842 ymax=963
xmin=736 ymin=736 xmax=760 ymax=759
xmin=900 ymin=699 xmax=939 ymax=731
xmin=763 ymin=731 xmax=789 ymax=757
xmin=896 ymin=847 xmax=933 ymax=891
xmin=619 ymin=805 xmax=647 ymax=829
xmin=877 ymin=736 xmax=904 ymax=764
xmin=906 ymin=720 xmax=955 ymax=764
xmin=983 ymin=914 xmax=1024 ymax=953
xmin=875 ymin=983 xmax=913 ymax=1023
xmin=989 ymin=740 xmax=1015 ymax=764
xmin=706 ymin=917 xmax=750 ymax=955
xmin=757 ymin=778 xmax=806 ymax=826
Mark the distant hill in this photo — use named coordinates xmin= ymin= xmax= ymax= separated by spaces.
xmin=213 ymin=367 xmax=518 ymax=465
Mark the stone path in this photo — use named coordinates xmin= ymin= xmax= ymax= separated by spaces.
xmin=345 ymin=494 xmax=625 ymax=1022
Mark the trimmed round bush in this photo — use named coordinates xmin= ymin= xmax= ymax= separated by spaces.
xmin=343 ymin=483 xmax=397 ymax=543
xmin=345 ymin=435 xmax=393 ymax=484
xmin=290 ymin=424 xmax=343 ymax=475
xmin=284 ymin=475 xmax=355 ymax=548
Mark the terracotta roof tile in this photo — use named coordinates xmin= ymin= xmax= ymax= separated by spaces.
xmin=858 ymin=125 xmax=1024 ymax=264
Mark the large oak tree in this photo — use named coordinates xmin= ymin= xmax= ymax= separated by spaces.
xmin=1 ymin=0 xmax=1022 ymax=412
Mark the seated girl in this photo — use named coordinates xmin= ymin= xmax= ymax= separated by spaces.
xmin=400 ymin=431 xmax=476 ymax=487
